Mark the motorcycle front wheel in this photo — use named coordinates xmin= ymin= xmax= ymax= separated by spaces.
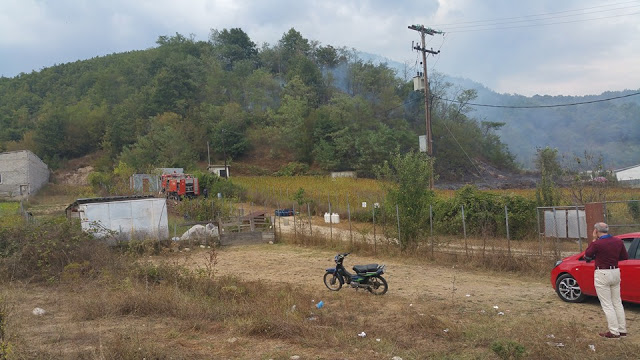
xmin=324 ymin=272 xmax=342 ymax=291
xmin=367 ymin=276 xmax=388 ymax=295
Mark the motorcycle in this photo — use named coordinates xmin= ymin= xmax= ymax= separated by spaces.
xmin=323 ymin=252 xmax=388 ymax=295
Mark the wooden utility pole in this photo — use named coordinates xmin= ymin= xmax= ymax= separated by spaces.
xmin=408 ymin=24 xmax=443 ymax=189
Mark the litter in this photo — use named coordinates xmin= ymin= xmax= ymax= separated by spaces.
xmin=497 ymin=312 xmax=505 ymax=316
xmin=493 ymin=306 xmax=499 ymax=309
xmin=546 ymin=334 xmax=555 ymax=339
xmin=32 ymin=307 xmax=46 ymax=316
xmin=466 ymin=294 xmax=471 ymax=297
xmin=376 ymin=338 xmax=381 ymax=342
xmin=316 ymin=300 xmax=324 ymax=309
xmin=546 ymin=342 xmax=565 ymax=347
xmin=358 ymin=332 xmax=367 ymax=338
xmin=443 ymin=329 xmax=449 ymax=333
xmin=589 ymin=344 xmax=595 ymax=352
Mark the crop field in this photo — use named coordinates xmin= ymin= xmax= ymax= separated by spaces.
xmin=234 ymin=176 xmax=640 ymax=207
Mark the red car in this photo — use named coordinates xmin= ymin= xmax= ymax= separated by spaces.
xmin=551 ymin=232 xmax=640 ymax=303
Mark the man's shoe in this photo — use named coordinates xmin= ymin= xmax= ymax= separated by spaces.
xmin=620 ymin=332 xmax=627 ymax=337
xmin=599 ymin=331 xmax=620 ymax=339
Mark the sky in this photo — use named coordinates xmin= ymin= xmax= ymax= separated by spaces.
xmin=1 ymin=0 xmax=639 ymax=96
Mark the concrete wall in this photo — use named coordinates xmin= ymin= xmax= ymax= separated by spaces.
xmin=219 ymin=231 xmax=275 ymax=246
xmin=0 ymin=150 xmax=49 ymax=198
xmin=616 ymin=166 xmax=640 ymax=181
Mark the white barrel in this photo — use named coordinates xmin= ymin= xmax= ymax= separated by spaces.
xmin=331 ymin=213 xmax=340 ymax=224
xmin=324 ymin=212 xmax=331 ymax=223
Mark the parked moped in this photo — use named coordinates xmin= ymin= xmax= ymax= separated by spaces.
xmin=324 ymin=253 xmax=387 ymax=295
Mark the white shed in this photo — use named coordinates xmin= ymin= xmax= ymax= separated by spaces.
xmin=66 ymin=196 xmax=168 ymax=243
xmin=208 ymin=164 xmax=230 ymax=178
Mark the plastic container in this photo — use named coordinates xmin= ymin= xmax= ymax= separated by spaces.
xmin=331 ymin=213 xmax=340 ymax=224
xmin=324 ymin=212 xmax=331 ymax=223
xmin=316 ymin=300 xmax=324 ymax=309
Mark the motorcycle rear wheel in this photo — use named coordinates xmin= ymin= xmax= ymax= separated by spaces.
xmin=367 ymin=276 xmax=388 ymax=295
xmin=323 ymin=272 xmax=342 ymax=291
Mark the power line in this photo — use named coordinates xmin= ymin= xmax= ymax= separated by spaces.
xmin=444 ymin=11 xmax=640 ymax=33
xmin=433 ymin=0 xmax=640 ymax=27
xmin=434 ymin=91 xmax=640 ymax=108
xmin=442 ymin=4 xmax=640 ymax=31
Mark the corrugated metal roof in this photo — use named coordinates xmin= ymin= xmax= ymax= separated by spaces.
xmin=65 ymin=195 xmax=155 ymax=212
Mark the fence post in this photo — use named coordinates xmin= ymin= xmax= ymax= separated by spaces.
xmin=462 ymin=205 xmax=468 ymax=256
xmin=505 ymin=205 xmax=511 ymax=257
xmin=575 ymin=204 xmax=582 ymax=251
xmin=553 ymin=207 xmax=559 ymax=256
xmin=372 ymin=204 xmax=377 ymax=254
xmin=293 ymin=202 xmax=297 ymax=239
xmin=347 ymin=194 xmax=353 ymax=245
xmin=537 ymin=207 xmax=542 ymax=256
xmin=430 ymin=204 xmax=434 ymax=259
xmin=328 ymin=194 xmax=333 ymax=242
xmin=308 ymin=203 xmax=312 ymax=236
xmin=278 ymin=201 xmax=282 ymax=240
xmin=396 ymin=204 xmax=401 ymax=248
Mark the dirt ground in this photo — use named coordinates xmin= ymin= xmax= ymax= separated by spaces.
xmin=183 ymin=243 xmax=640 ymax=336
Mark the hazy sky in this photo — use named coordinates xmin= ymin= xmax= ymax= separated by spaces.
xmin=1 ymin=0 xmax=639 ymax=96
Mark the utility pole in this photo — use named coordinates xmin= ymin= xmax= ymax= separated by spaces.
xmin=221 ymin=129 xmax=228 ymax=179
xmin=408 ymin=24 xmax=443 ymax=189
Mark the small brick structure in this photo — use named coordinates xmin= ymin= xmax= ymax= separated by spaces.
xmin=0 ymin=150 xmax=49 ymax=199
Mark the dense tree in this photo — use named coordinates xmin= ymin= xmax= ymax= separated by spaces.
xmin=0 ymin=28 xmax=523 ymax=182
xmin=209 ymin=28 xmax=259 ymax=69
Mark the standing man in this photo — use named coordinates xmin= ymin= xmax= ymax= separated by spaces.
xmin=585 ymin=222 xmax=628 ymax=339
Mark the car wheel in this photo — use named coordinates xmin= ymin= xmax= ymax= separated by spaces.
xmin=555 ymin=274 xmax=586 ymax=303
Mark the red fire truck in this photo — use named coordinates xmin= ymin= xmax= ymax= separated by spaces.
xmin=161 ymin=173 xmax=199 ymax=200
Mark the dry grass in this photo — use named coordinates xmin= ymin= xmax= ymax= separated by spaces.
xmin=1 ymin=237 xmax=640 ymax=359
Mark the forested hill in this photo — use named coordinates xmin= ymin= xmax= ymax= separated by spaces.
xmin=0 ymin=29 xmax=518 ymax=179
xmin=414 ymin=72 xmax=639 ymax=170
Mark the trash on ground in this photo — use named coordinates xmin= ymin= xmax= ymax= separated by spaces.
xmin=180 ymin=223 xmax=218 ymax=240
xmin=316 ymin=300 xmax=324 ymax=309
xmin=32 ymin=307 xmax=46 ymax=316
xmin=358 ymin=331 xmax=366 ymax=338
xmin=589 ymin=344 xmax=595 ymax=352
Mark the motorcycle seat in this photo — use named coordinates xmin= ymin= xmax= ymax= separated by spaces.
xmin=353 ymin=264 xmax=379 ymax=273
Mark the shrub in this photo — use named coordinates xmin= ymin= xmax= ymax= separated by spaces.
xmin=433 ymin=186 xmax=535 ymax=239
xmin=0 ymin=218 xmax=117 ymax=282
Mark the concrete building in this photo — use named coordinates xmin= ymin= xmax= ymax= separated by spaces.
xmin=208 ymin=164 xmax=230 ymax=178
xmin=0 ymin=150 xmax=50 ymax=199
xmin=615 ymin=164 xmax=640 ymax=187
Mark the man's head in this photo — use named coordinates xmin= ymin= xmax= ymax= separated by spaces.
xmin=593 ymin=222 xmax=609 ymax=239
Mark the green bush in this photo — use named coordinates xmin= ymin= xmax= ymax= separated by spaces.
xmin=0 ymin=218 xmax=116 ymax=282
xmin=175 ymin=198 xmax=233 ymax=222
xmin=275 ymin=162 xmax=309 ymax=176
xmin=491 ymin=340 xmax=526 ymax=359
xmin=432 ymin=186 xmax=535 ymax=239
